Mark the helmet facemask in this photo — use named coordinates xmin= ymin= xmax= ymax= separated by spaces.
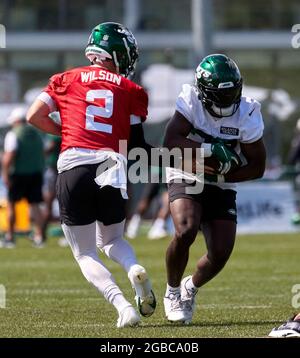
xmin=199 ymin=81 xmax=243 ymax=118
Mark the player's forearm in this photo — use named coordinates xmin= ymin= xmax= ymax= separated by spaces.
xmin=163 ymin=135 xmax=202 ymax=157
xmin=27 ymin=99 xmax=62 ymax=136
xmin=224 ymin=162 xmax=265 ymax=183
xmin=129 ymin=123 xmax=157 ymax=165
xmin=27 ymin=114 xmax=62 ymax=136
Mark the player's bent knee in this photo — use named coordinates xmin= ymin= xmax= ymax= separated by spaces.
xmin=174 ymin=225 xmax=198 ymax=246
xmin=208 ymin=249 xmax=232 ymax=268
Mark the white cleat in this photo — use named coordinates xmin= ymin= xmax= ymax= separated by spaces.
xmin=128 ymin=264 xmax=156 ymax=317
xmin=0 ymin=240 xmax=16 ymax=249
xmin=117 ymin=305 xmax=140 ymax=328
xmin=268 ymin=317 xmax=300 ymax=338
xmin=268 ymin=329 xmax=300 ymax=338
xmin=180 ymin=275 xmax=198 ymax=324
xmin=164 ymin=292 xmax=189 ymax=324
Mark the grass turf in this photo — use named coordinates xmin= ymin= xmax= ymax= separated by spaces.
xmin=0 ymin=231 xmax=299 ymax=338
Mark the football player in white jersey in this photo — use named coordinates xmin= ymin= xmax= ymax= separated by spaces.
xmin=163 ymin=54 xmax=266 ymax=323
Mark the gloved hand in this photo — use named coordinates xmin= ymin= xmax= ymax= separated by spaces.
xmin=211 ymin=142 xmax=236 ymax=163
xmin=210 ymin=140 xmax=241 ymax=175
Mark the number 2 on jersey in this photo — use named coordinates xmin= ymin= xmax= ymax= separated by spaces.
xmin=85 ymin=89 xmax=113 ymax=133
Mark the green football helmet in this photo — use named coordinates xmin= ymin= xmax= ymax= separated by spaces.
xmin=85 ymin=22 xmax=139 ymax=78
xmin=195 ymin=54 xmax=243 ymax=118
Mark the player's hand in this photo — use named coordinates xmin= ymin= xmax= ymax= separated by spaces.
xmin=204 ymin=165 xmax=217 ymax=175
xmin=218 ymin=161 xmax=234 ymax=175
xmin=211 ymin=142 xmax=235 ymax=164
xmin=211 ymin=141 xmax=241 ymax=174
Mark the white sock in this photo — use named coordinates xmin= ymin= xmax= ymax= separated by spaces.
xmin=185 ymin=276 xmax=199 ymax=292
xmin=165 ymin=283 xmax=180 ymax=297
xmin=152 ymin=218 xmax=165 ymax=231
xmin=62 ymin=223 xmax=130 ymax=313
xmin=126 ymin=214 xmax=141 ymax=238
xmin=130 ymin=214 xmax=141 ymax=227
xmin=97 ymin=220 xmax=137 ymax=273
xmin=103 ymin=283 xmax=132 ymax=314
xmin=103 ymin=238 xmax=137 ymax=273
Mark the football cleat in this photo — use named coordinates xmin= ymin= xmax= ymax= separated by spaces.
xmin=128 ymin=265 xmax=156 ymax=317
xmin=117 ymin=305 xmax=140 ymax=328
xmin=180 ymin=275 xmax=198 ymax=323
xmin=0 ymin=239 xmax=16 ymax=249
xmin=164 ymin=291 xmax=190 ymax=324
xmin=268 ymin=316 xmax=300 ymax=338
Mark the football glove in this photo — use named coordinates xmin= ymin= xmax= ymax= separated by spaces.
xmin=211 ymin=142 xmax=238 ymax=163
xmin=209 ymin=139 xmax=241 ymax=175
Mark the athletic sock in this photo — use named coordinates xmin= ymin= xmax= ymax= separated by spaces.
xmin=102 ymin=238 xmax=137 ymax=273
xmin=151 ymin=218 xmax=165 ymax=231
xmin=165 ymin=284 xmax=180 ymax=297
xmin=104 ymin=284 xmax=132 ymax=314
xmin=185 ymin=276 xmax=199 ymax=292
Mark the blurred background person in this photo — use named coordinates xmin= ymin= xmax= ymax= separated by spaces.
xmin=286 ymin=118 xmax=300 ymax=224
xmin=1 ymin=107 xmax=45 ymax=248
xmin=126 ymin=180 xmax=170 ymax=240
xmin=42 ymin=131 xmax=62 ymax=244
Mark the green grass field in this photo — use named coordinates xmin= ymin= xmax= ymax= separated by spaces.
xmin=0 ymin=231 xmax=299 ymax=338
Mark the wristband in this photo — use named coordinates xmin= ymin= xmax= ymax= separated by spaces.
xmin=217 ymin=174 xmax=225 ymax=183
xmin=201 ymin=143 xmax=212 ymax=157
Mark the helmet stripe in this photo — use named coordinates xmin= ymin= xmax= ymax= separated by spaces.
xmin=112 ymin=51 xmax=120 ymax=74
xmin=122 ymin=37 xmax=131 ymax=63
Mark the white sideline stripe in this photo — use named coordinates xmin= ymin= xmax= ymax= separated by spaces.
xmin=0 ymin=262 xmax=75 ymax=268
xmin=11 ymin=289 xmax=93 ymax=294
xmin=0 ymin=323 xmax=106 ymax=328
xmin=202 ymin=304 xmax=271 ymax=309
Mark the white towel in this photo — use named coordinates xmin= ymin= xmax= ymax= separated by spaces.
xmin=57 ymin=148 xmax=128 ymax=199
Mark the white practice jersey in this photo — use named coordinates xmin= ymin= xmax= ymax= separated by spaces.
xmin=174 ymin=84 xmax=264 ymax=190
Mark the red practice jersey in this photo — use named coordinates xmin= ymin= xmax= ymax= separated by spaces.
xmin=43 ymin=65 xmax=148 ymax=153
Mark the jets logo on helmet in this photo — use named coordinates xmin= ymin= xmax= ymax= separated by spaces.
xmin=196 ymin=66 xmax=211 ymax=80
xmin=85 ymin=22 xmax=139 ymax=78
xmin=117 ymin=27 xmax=136 ymax=44
xmin=195 ymin=54 xmax=243 ymax=118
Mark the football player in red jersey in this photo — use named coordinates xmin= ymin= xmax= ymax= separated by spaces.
xmin=27 ymin=22 xmax=156 ymax=328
